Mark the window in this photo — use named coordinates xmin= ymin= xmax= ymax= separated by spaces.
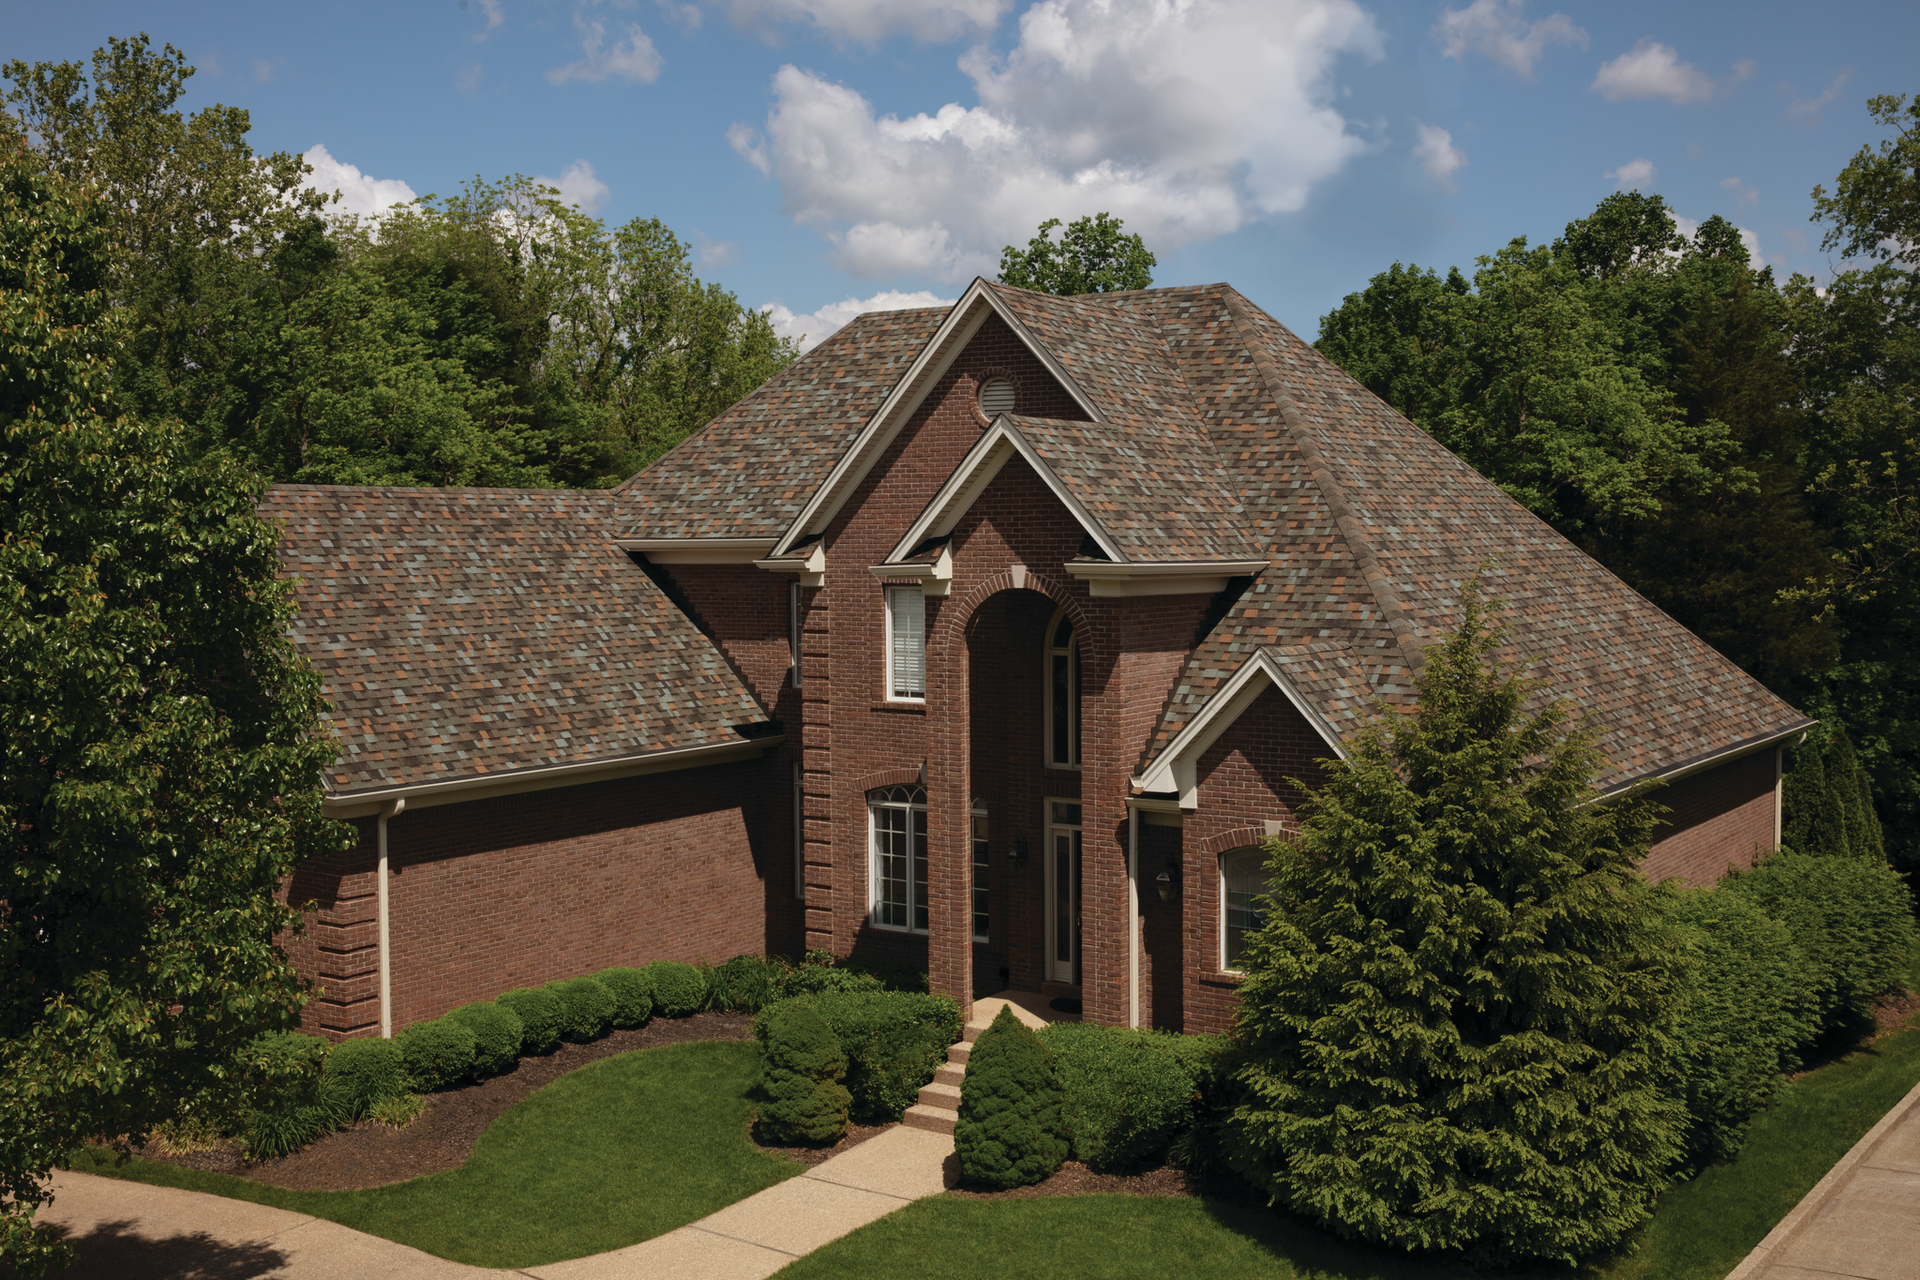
xmin=869 ymin=785 xmax=928 ymax=931
xmin=1220 ymin=847 xmax=1269 ymax=972
xmin=887 ymin=586 xmax=926 ymax=700
xmin=792 ymin=761 xmax=804 ymax=900
xmin=1044 ymin=610 xmax=1081 ymax=768
xmin=789 ymin=580 xmax=803 ymax=689
xmin=971 ymin=803 xmax=990 ymax=942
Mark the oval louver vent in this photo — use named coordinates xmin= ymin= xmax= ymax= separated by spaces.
xmin=978 ymin=377 xmax=1016 ymax=418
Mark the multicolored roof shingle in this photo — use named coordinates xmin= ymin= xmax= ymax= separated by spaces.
xmin=264 ymin=485 xmax=770 ymax=796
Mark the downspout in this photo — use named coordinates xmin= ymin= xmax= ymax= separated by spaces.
xmin=377 ymin=797 xmax=405 ymax=1038
xmin=1775 ymin=744 xmax=1785 ymax=850
xmin=1127 ymin=803 xmax=1141 ymax=1029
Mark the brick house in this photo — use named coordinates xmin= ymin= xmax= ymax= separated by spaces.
xmin=267 ymin=280 xmax=1812 ymax=1041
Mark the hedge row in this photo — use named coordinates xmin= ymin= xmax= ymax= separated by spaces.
xmin=752 ymin=990 xmax=963 ymax=1138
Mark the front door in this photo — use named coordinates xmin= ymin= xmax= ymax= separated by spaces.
xmin=1044 ymin=800 xmax=1082 ymax=985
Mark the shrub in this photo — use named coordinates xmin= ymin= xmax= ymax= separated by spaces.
xmin=648 ymin=961 xmax=708 ymax=1017
xmin=241 ymin=1098 xmax=343 ymax=1161
xmin=239 ymin=1032 xmax=344 ymax=1160
xmin=713 ymin=954 xmax=790 ymax=1012
xmin=496 ymin=986 xmax=564 ymax=1055
xmin=369 ymin=1093 xmax=429 ymax=1129
xmin=1726 ymin=851 xmax=1918 ymax=1035
xmin=955 ymin=1006 xmax=1068 ymax=1188
xmin=756 ymin=1000 xmax=852 ymax=1144
xmin=324 ymin=1037 xmax=409 ymax=1117
xmin=1039 ymin=1023 xmax=1195 ymax=1171
xmin=547 ymin=976 xmax=615 ymax=1042
xmin=597 ymin=966 xmax=654 ymax=1027
xmin=396 ymin=1018 xmax=478 ymax=1092
xmin=758 ymin=991 xmax=961 ymax=1122
xmin=447 ymin=1002 xmax=525 ymax=1076
xmin=780 ymin=961 xmax=885 ymax=998
xmin=1653 ymin=883 xmax=1821 ymax=1166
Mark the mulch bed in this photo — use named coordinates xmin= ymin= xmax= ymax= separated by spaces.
xmin=948 ymin=1160 xmax=1201 ymax=1200
xmin=1872 ymin=990 xmax=1920 ymax=1036
xmin=138 ymin=1011 xmax=758 ymax=1192
xmin=754 ymin=1120 xmax=897 ymax=1168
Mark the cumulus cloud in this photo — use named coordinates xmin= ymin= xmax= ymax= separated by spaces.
xmin=1605 ymin=157 xmax=1656 ymax=188
xmin=721 ymin=0 xmax=1009 ymax=45
xmin=695 ymin=233 xmax=741 ymax=268
xmin=1789 ymin=69 xmax=1851 ymax=124
xmin=730 ymin=0 xmax=1382 ymax=281
xmin=1592 ymin=39 xmax=1716 ymax=103
xmin=1719 ymin=175 xmax=1758 ymax=205
xmin=470 ymin=0 xmax=505 ymax=39
xmin=762 ymin=289 xmax=955 ymax=351
xmin=302 ymin=144 xmax=418 ymax=216
xmin=533 ymin=159 xmax=612 ymax=212
xmin=547 ymin=17 xmax=663 ymax=84
xmin=1431 ymin=0 xmax=1585 ymax=80
xmin=1412 ymin=122 xmax=1466 ymax=192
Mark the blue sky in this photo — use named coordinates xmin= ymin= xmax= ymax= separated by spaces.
xmin=5 ymin=1 xmax=1913 ymax=348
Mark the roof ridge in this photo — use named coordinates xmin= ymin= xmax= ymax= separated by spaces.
xmin=1218 ymin=287 xmax=1428 ymax=674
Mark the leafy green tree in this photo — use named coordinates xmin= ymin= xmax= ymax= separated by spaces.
xmin=998 ymin=212 xmax=1155 ymax=296
xmin=0 ymin=144 xmax=345 ymax=1276
xmin=1229 ymin=584 xmax=1680 ymax=1265
xmin=1812 ymin=92 xmax=1920 ymax=269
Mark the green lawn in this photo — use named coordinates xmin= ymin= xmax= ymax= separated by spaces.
xmin=70 ymin=1039 xmax=799 ymax=1269
xmin=772 ymin=1028 xmax=1920 ymax=1280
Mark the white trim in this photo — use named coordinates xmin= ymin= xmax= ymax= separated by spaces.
xmin=884 ymin=584 xmax=927 ymax=702
xmin=868 ymin=545 xmax=953 ymax=597
xmin=1066 ymin=560 xmax=1269 ymax=598
xmin=886 ymin=418 xmax=1127 ymax=564
xmin=788 ymin=580 xmax=803 ymax=688
xmin=1133 ymin=650 xmax=1348 ymax=809
xmin=1127 ymin=803 xmax=1140 ymax=1028
xmin=376 ymin=797 xmax=404 ymax=1038
xmin=774 ymin=279 xmax=1103 ymax=555
xmin=970 ymin=802 xmax=991 ymax=944
xmin=1044 ymin=609 xmax=1081 ymax=770
xmin=614 ymin=537 xmax=776 ymax=564
xmin=322 ymin=735 xmax=784 ymax=819
xmin=1043 ymin=797 xmax=1083 ymax=985
xmin=755 ymin=542 xmax=826 ymax=588
xmin=1218 ymin=845 xmax=1267 ymax=975
xmin=868 ymin=784 xmax=928 ymax=933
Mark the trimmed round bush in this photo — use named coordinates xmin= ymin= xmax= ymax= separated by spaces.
xmin=396 ymin=1018 xmax=477 ymax=1093
xmin=1726 ymin=851 xmax=1918 ymax=1035
xmin=447 ymin=1001 xmax=526 ymax=1077
xmin=955 ymin=1005 xmax=1068 ymax=1189
xmin=547 ymin=976 xmax=615 ymax=1042
xmin=755 ymin=991 xmax=961 ymax=1122
xmin=597 ymin=966 xmax=654 ymax=1027
xmin=1040 ymin=1023 xmax=1194 ymax=1171
xmin=757 ymin=1000 xmax=852 ymax=1144
xmin=496 ymin=986 xmax=564 ymax=1055
xmin=324 ymin=1036 xmax=409 ymax=1117
xmin=648 ymin=961 xmax=708 ymax=1017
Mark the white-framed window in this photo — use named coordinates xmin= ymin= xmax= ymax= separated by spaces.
xmin=1220 ymin=847 xmax=1268 ymax=973
xmin=971 ymin=802 xmax=990 ymax=942
xmin=1044 ymin=610 xmax=1081 ymax=768
xmin=886 ymin=585 xmax=926 ymax=701
xmin=789 ymin=580 xmax=803 ymax=689
xmin=869 ymin=784 xmax=928 ymax=931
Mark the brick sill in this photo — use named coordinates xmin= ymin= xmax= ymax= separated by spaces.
xmin=1199 ymin=970 xmax=1245 ymax=988
xmin=870 ymin=702 xmax=928 ymax=715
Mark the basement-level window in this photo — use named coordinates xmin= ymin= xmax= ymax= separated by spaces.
xmin=887 ymin=585 xmax=926 ymax=701
xmin=870 ymin=785 xmax=928 ymax=932
xmin=1220 ymin=847 xmax=1269 ymax=972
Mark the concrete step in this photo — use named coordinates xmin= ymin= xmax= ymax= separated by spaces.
xmin=933 ymin=1063 xmax=965 ymax=1088
xmin=916 ymin=1080 xmax=962 ymax=1111
xmin=946 ymin=1040 xmax=972 ymax=1065
xmin=902 ymin=1103 xmax=957 ymax=1135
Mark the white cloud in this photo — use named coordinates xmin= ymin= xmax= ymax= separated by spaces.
xmin=1605 ymin=157 xmax=1656 ymax=188
xmin=762 ymin=289 xmax=955 ymax=351
xmin=731 ymin=0 xmax=1383 ymax=281
xmin=457 ymin=62 xmax=484 ymax=93
xmin=301 ymin=144 xmax=418 ymax=216
xmin=546 ymin=17 xmax=663 ymax=84
xmin=1431 ymin=0 xmax=1586 ymax=80
xmin=695 ymin=232 xmax=740 ymax=267
xmin=1719 ymin=174 xmax=1758 ymax=205
xmin=1412 ymin=122 xmax=1466 ymax=192
xmin=533 ymin=159 xmax=611 ymax=212
xmin=470 ymin=0 xmax=505 ymax=39
xmin=251 ymin=57 xmax=278 ymax=84
xmin=720 ymin=0 xmax=1009 ymax=45
xmin=659 ymin=0 xmax=703 ymax=31
xmin=1789 ymin=69 xmax=1851 ymax=124
xmin=1592 ymin=39 xmax=1715 ymax=103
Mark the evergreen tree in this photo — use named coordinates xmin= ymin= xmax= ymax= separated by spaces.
xmin=955 ymin=1006 xmax=1068 ymax=1188
xmin=1229 ymin=584 xmax=1681 ymax=1265
xmin=756 ymin=1001 xmax=851 ymax=1145
xmin=1826 ymin=726 xmax=1887 ymax=861
xmin=1782 ymin=739 xmax=1847 ymax=857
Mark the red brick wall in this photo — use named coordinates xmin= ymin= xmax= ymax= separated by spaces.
xmin=284 ymin=758 xmax=781 ymax=1039
xmin=1641 ymin=748 xmax=1779 ymax=886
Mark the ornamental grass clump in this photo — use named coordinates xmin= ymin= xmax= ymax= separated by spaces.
xmin=1040 ymin=1023 xmax=1194 ymax=1171
xmin=597 ymin=966 xmax=654 ymax=1027
xmin=447 ymin=1002 xmax=526 ymax=1077
xmin=755 ymin=1000 xmax=852 ymax=1144
xmin=496 ymin=987 xmax=564 ymax=1055
xmin=240 ymin=1032 xmax=349 ymax=1160
xmin=955 ymin=1006 xmax=1068 ymax=1189
xmin=547 ymin=976 xmax=615 ymax=1042
xmin=1230 ymin=584 xmax=1682 ymax=1265
xmin=648 ymin=961 xmax=707 ymax=1017
xmin=397 ymin=1018 xmax=478 ymax=1093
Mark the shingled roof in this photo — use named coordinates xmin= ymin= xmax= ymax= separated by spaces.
xmin=265 ymin=485 xmax=771 ymax=798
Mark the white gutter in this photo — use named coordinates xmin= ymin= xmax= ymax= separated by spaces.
xmin=1127 ymin=802 xmax=1140 ymax=1029
xmin=377 ymin=797 xmax=405 ymax=1039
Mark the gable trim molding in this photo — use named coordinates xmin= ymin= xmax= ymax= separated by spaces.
xmin=614 ymin=537 xmax=777 ymax=565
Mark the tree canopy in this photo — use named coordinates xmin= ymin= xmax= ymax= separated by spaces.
xmin=998 ymin=212 xmax=1156 ymax=296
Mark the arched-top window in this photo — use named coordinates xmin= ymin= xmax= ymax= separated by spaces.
xmin=1044 ymin=610 xmax=1081 ymax=769
xmin=1220 ymin=846 xmax=1269 ymax=972
xmin=869 ymin=785 xmax=928 ymax=932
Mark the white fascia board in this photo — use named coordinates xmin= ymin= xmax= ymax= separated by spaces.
xmin=868 ymin=545 xmax=953 ymax=596
xmin=322 ymin=735 xmax=785 ymax=820
xmin=615 ymin=538 xmax=776 ymax=565
xmin=885 ymin=417 xmax=1128 ymax=564
xmin=1066 ymin=560 xmax=1270 ymax=598
xmin=772 ymin=279 xmax=1104 ymax=556
xmin=753 ymin=542 xmax=826 ymax=587
xmin=1134 ymin=651 xmax=1347 ymax=808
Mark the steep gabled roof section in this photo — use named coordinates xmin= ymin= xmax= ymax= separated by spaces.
xmin=266 ymin=485 xmax=771 ymax=798
xmin=615 ymin=306 xmax=946 ymax=541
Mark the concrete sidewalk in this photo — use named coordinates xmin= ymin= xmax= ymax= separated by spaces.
xmin=1728 ymin=1075 xmax=1920 ymax=1280
xmin=39 ymin=1125 xmax=957 ymax=1280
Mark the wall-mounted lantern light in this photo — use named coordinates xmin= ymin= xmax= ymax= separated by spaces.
xmin=1156 ymin=859 xmax=1180 ymax=902
xmin=1008 ymin=837 xmax=1028 ymax=864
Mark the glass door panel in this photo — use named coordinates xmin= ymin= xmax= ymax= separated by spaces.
xmin=1044 ymin=802 xmax=1081 ymax=985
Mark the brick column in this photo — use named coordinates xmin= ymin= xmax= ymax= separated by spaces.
xmin=927 ymin=599 xmax=974 ymax=1022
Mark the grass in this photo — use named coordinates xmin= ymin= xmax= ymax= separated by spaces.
xmin=771 ymin=1027 xmax=1920 ymax=1280
xmin=69 ymin=1039 xmax=798 ymax=1269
